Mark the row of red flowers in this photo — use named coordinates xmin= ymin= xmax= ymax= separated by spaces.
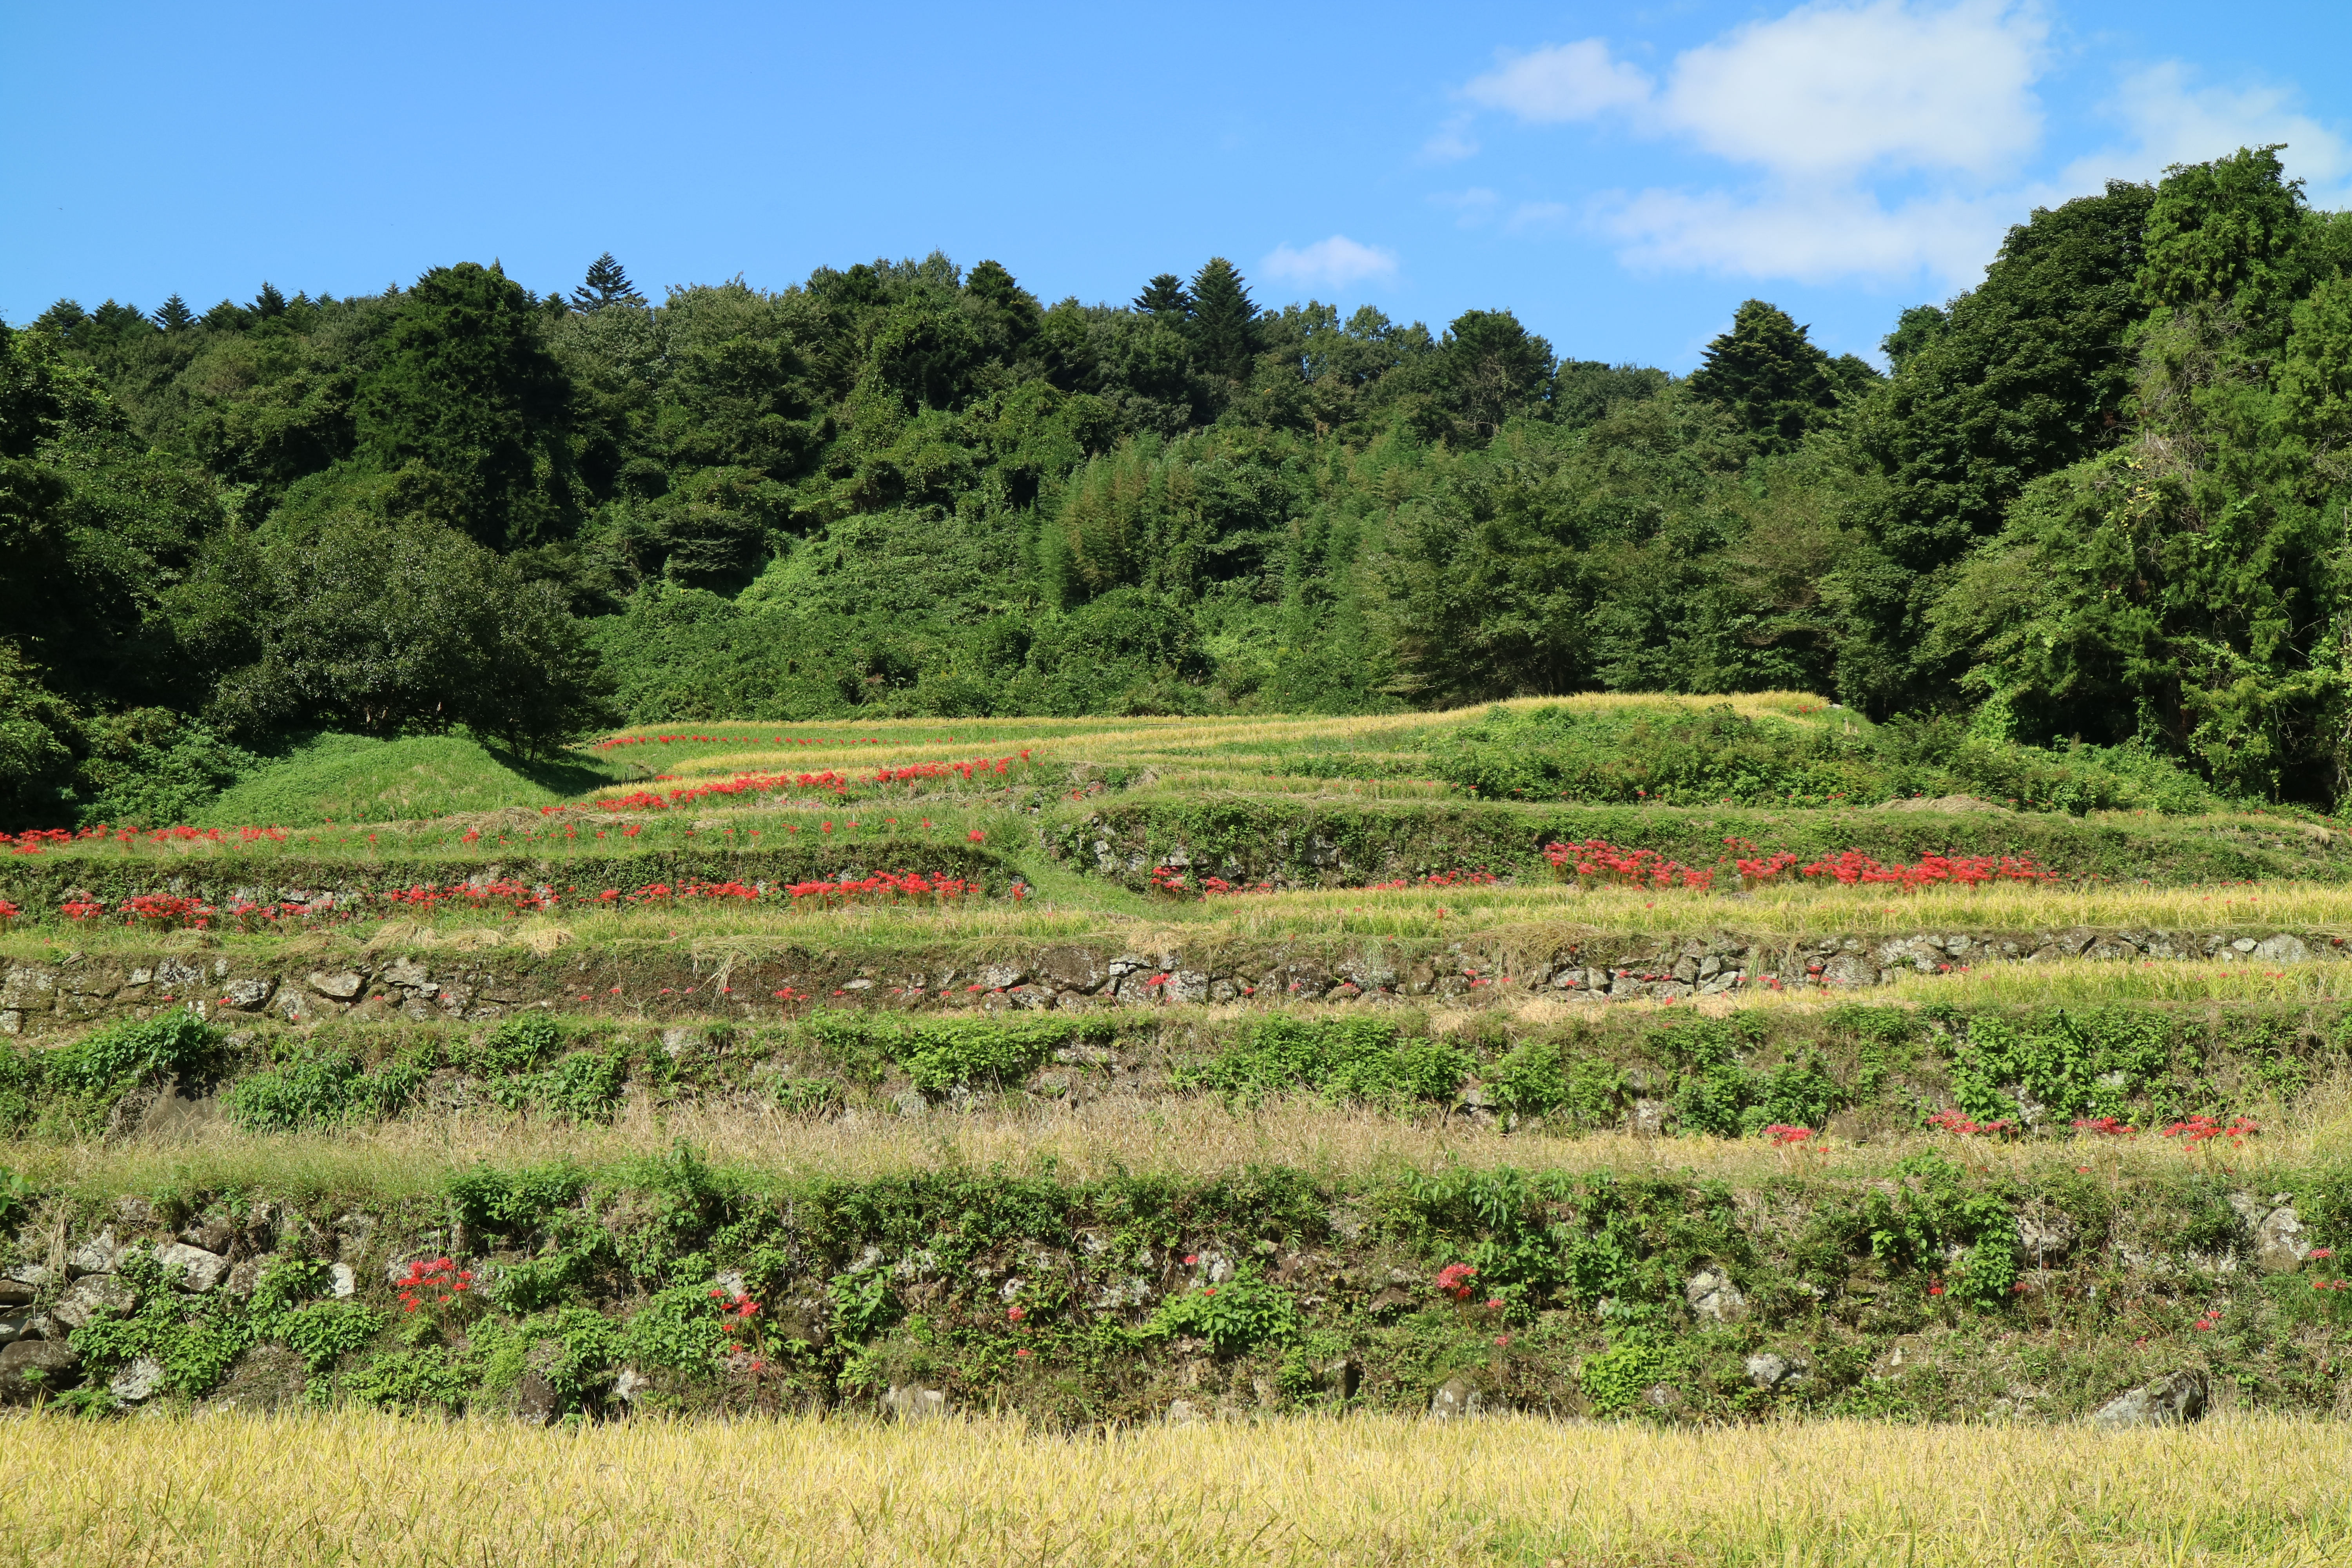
xmin=5 ymin=824 xmax=292 ymax=855
xmin=1542 ymin=837 xmax=2057 ymax=892
xmin=584 ymin=754 xmax=1033 ymax=813
xmin=38 ymin=871 xmax=1000 ymax=931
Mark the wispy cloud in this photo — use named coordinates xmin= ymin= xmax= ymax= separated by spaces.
xmin=1261 ymin=235 xmax=1400 ymax=289
xmin=1445 ymin=1 xmax=2049 ymax=286
xmin=2066 ymin=62 xmax=2352 ymax=204
xmin=1464 ymin=38 xmax=1653 ymax=123
xmin=1428 ymin=188 xmax=1501 ymax=227
xmin=1421 ymin=113 xmax=1480 ymax=163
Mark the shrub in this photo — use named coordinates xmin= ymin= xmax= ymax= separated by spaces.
xmin=1944 ymin=1007 xmax=2169 ymax=1126
xmin=1485 ymin=1042 xmax=1570 ymax=1118
xmin=347 ymin=1347 xmax=473 ymax=1412
xmin=1579 ymin=1332 xmax=1677 ymax=1416
xmin=621 ymin=1284 xmax=731 ymax=1376
xmin=46 ymin=1010 xmax=223 ymax=1098
xmin=475 ymin=1014 xmax=564 ymax=1076
xmin=221 ymin=1046 xmax=426 ymax=1131
xmin=1177 ymin=1017 xmax=1470 ymax=1107
xmin=804 ymin=1011 xmax=1080 ymax=1093
xmin=1148 ymin=1267 xmax=1299 ymax=1354
xmin=277 ymin=1300 xmax=386 ymax=1375
xmin=443 ymin=1161 xmax=587 ymax=1240
xmin=539 ymin=1049 xmax=627 ymax=1123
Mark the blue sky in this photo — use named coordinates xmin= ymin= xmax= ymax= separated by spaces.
xmin=7 ymin=1 xmax=2350 ymax=370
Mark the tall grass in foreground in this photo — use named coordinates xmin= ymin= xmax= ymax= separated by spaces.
xmin=20 ymin=1074 xmax=2352 ymax=1197
xmin=3 ymin=1410 xmax=2346 ymax=1566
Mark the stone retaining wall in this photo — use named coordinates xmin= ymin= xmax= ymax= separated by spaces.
xmin=2 ymin=925 xmax=2340 ymax=1037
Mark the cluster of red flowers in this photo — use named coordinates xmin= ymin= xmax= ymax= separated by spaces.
xmin=587 ymin=755 xmax=1028 ymax=813
xmin=1434 ymin=1263 xmax=1479 ymax=1301
xmin=383 ymin=880 xmax=560 ymax=915
xmin=1790 ymin=849 xmax=2055 ymax=888
xmin=3 ymin=824 xmax=291 ymax=855
xmin=711 ymin=1289 xmax=761 ymax=1332
xmin=0 ymin=898 xmax=17 ymax=923
xmin=781 ymin=871 xmax=978 ymax=904
xmin=123 ymin=894 xmax=212 ymax=929
xmin=1760 ymin=1123 xmax=1818 ymax=1146
xmin=1545 ymin=840 xmax=1716 ymax=889
xmin=2193 ymin=1306 xmax=2224 ymax=1332
xmin=1926 ymin=1108 xmax=2020 ymax=1136
xmin=2071 ymin=1116 xmax=2136 ymax=1136
xmin=396 ymin=1257 xmax=472 ymax=1314
xmin=2162 ymin=1114 xmax=2259 ymax=1144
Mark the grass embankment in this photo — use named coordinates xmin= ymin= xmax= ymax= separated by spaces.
xmin=9 ymin=995 xmax=2348 ymax=1174
xmin=196 ymin=732 xmax=630 ymax=827
xmin=7 ymin=1411 xmax=2347 ymax=1567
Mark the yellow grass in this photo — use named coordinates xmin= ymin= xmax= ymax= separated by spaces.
xmin=1881 ymin=956 xmax=2352 ymax=1006
xmin=19 ymin=1070 xmax=2350 ymax=1200
xmin=3 ymin=1408 xmax=2347 ymax=1566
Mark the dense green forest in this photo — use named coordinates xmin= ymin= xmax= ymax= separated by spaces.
xmin=8 ymin=146 xmax=2352 ymax=824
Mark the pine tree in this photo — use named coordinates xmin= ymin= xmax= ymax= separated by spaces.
xmin=1185 ymin=258 xmax=1260 ymax=379
xmin=1133 ymin=273 xmax=1189 ymax=318
xmin=251 ymin=283 xmax=288 ymax=319
xmin=154 ymin=294 xmax=195 ymax=332
xmin=573 ymin=253 xmax=647 ymax=312
xmin=1688 ymin=299 xmax=1838 ymax=452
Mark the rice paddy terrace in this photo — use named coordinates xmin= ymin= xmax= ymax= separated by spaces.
xmin=4 ymin=696 xmax=2352 ymax=1453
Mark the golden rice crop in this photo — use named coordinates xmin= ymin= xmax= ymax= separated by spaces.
xmin=2 ymin=1408 xmax=2347 ymax=1566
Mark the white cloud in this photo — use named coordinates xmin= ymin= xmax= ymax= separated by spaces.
xmin=1442 ymin=2 xmax=2052 ymax=285
xmin=1443 ymin=2 xmax=2352 ymax=288
xmin=1261 ymin=235 xmax=1400 ymax=289
xmin=1460 ymin=3 xmax=2042 ymax=178
xmin=2063 ymin=62 xmax=2352 ymax=203
xmin=1664 ymin=0 xmax=2044 ymax=178
xmin=1465 ymin=39 xmax=1653 ymax=123
xmin=1597 ymin=185 xmax=2021 ymax=284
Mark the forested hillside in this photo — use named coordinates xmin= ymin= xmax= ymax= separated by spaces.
xmin=8 ymin=147 xmax=2352 ymax=824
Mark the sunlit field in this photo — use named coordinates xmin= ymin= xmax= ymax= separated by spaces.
xmin=5 ymin=1410 xmax=2348 ymax=1567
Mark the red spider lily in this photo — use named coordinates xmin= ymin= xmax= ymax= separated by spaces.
xmin=1927 ymin=1109 xmax=2018 ymax=1137
xmin=1800 ymin=849 xmax=2053 ymax=889
xmin=2071 ymin=1116 xmax=2136 ymax=1136
xmin=1434 ymin=1263 xmax=1479 ymax=1301
xmin=2162 ymin=1114 xmax=2259 ymax=1144
xmin=1546 ymin=840 xmax=1714 ymax=891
